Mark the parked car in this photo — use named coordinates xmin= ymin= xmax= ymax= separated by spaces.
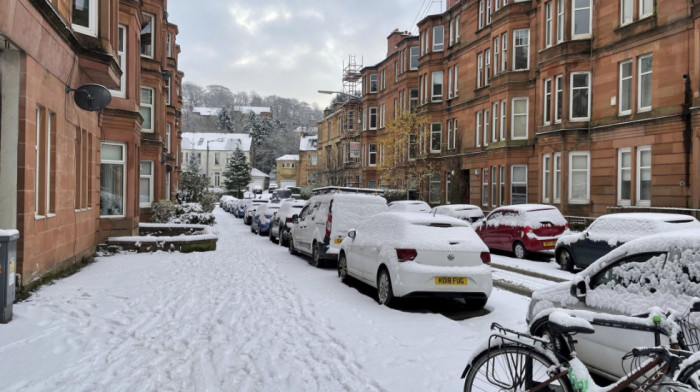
xmin=268 ymin=183 xmax=278 ymax=190
xmin=236 ymin=199 xmax=253 ymax=219
xmin=244 ymin=199 xmax=268 ymax=225
xmin=270 ymin=199 xmax=306 ymax=245
xmin=289 ymin=193 xmax=388 ymax=267
xmin=220 ymin=196 xmax=238 ymax=213
xmin=473 ymin=204 xmax=568 ymax=259
xmin=555 ymin=213 xmax=700 ymax=271
xmin=527 ymin=228 xmax=700 ymax=382
xmin=387 ymin=200 xmax=431 ymax=213
xmin=252 ymin=202 xmax=281 ymax=235
xmin=339 ymin=212 xmax=493 ymax=309
xmin=429 ymin=204 xmax=484 ymax=223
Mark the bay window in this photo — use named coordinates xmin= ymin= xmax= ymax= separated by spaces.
xmin=100 ymin=142 xmax=126 ymax=217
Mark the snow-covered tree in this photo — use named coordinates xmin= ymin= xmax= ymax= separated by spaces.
xmin=223 ymin=148 xmax=252 ymax=198
xmin=177 ymin=155 xmax=209 ymax=203
xmin=216 ymin=107 xmax=235 ymax=132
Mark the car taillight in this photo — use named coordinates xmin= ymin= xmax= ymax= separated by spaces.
xmin=325 ymin=214 xmax=332 ymax=237
xmin=523 ymin=226 xmax=532 ymax=234
xmin=565 ymin=222 xmax=569 ymax=230
xmin=285 ymin=217 xmax=293 ymax=223
xmin=480 ymin=252 xmax=491 ymax=264
xmin=396 ymin=249 xmax=417 ymax=262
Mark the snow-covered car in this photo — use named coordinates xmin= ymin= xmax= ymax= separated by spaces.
xmin=555 ymin=213 xmax=700 ymax=271
xmin=339 ymin=212 xmax=493 ymax=309
xmin=387 ymin=200 xmax=431 ymax=213
xmin=268 ymin=183 xmax=278 ymax=190
xmin=269 ymin=199 xmax=306 ymax=245
xmin=219 ymin=195 xmax=238 ymax=213
xmin=527 ymin=228 xmax=700 ymax=382
xmin=429 ymin=204 xmax=484 ymax=223
xmin=473 ymin=204 xmax=569 ymax=259
xmin=236 ymin=199 xmax=252 ymax=218
xmin=244 ymin=200 xmax=267 ymax=225
xmin=289 ymin=193 xmax=387 ymax=267
xmin=252 ymin=202 xmax=281 ymax=235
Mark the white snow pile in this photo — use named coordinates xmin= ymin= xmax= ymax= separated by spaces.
xmin=108 ymin=225 xmax=217 ymax=244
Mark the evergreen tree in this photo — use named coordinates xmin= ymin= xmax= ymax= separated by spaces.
xmin=216 ymin=107 xmax=235 ymax=132
xmin=223 ymin=148 xmax=252 ymax=198
xmin=177 ymin=154 xmax=209 ymax=203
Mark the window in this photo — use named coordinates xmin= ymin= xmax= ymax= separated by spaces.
xmin=545 ymin=2 xmax=553 ymax=47
xmin=166 ymin=124 xmax=171 ymax=153
xmin=486 ymin=0 xmax=492 ymax=25
xmin=433 ymin=25 xmax=444 ymax=51
xmin=492 ymin=102 xmax=499 ymax=142
xmin=370 ymin=74 xmax=378 ymax=93
xmin=454 ymin=64 xmax=459 ymax=96
xmin=483 ymin=109 xmax=490 ymax=146
xmin=35 ymin=108 xmax=56 ymax=216
xmin=640 ymin=0 xmax=653 ymax=18
xmin=348 ymin=110 xmax=354 ymax=131
xmin=570 ymin=72 xmax=591 ymax=120
xmin=432 ymin=71 xmax=443 ymax=101
xmin=638 ymin=54 xmax=652 ymax=111
xmin=501 ymin=32 xmax=508 ymax=71
xmin=430 ymin=173 xmax=441 ymax=204
xmin=214 ymin=172 xmax=220 ymax=187
xmin=572 ymin=0 xmax=591 ymax=39
xmin=101 ymin=142 xmax=126 ymax=217
xmin=485 ymin=49 xmax=491 ymax=85
xmin=369 ymin=107 xmax=377 ymax=130
xmin=637 ymin=146 xmax=651 ymax=205
xmin=553 ymin=152 xmax=561 ymax=203
xmin=408 ymin=134 xmax=417 ymax=160
xmin=619 ymin=60 xmax=633 ymax=115
xmin=476 ymin=111 xmax=482 ymax=147
xmin=491 ymin=167 xmax=497 ymax=207
xmin=380 ymin=104 xmax=385 ymax=128
xmin=409 ymin=88 xmax=419 ymax=109
xmin=511 ymin=97 xmax=528 ymax=139
xmin=362 ymin=109 xmax=367 ymax=130
xmin=500 ymin=165 xmax=506 ymax=205
xmin=618 ymin=148 xmax=631 ymax=205
xmin=514 ymin=29 xmax=529 ymax=70
xmin=511 ymin=165 xmax=527 ymax=204
xmin=381 ymin=70 xmax=386 ymax=90
xmin=410 ymin=47 xmax=419 ymax=70
xmin=455 ymin=15 xmax=460 ymax=42
xmin=477 ymin=53 xmax=483 ymax=89
xmin=452 ymin=119 xmax=458 ymax=150
xmin=543 ymin=154 xmax=551 ymax=202
xmin=448 ymin=67 xmax=453 ymax=98
xmin=311 ymin=153 xmax=318 ymax=166
xmin=557 ymin=0 xmax=565 ymax=42
xmin=447 ymin=121 xmax=453 ymax=150
xmin=140 ymin=161 xmax=154 ymax=207
xmin=165 ymin=75 xmax=171 ymax=106
xmin=140 ymin=87 xmax=154 ymax=132
xmin=479 ymin=1 xmax=485 ymax=29
xmin=214 ymin=152 xmax=220 ymax=166
xmin=72 ymin=0 xmax=98 ymax=36
xmin=569 ymin=151 xmax=590 ymax=203
xmin=167 ymin=32 xmax=172 ymax=58
xmin=369 ymin=144 xmax=377 ymax=166
xmin=110 ymin=25 xmax=127 ymax=98
xmin=446 ymin=171 xmax=453 ymax=204
xmin=493 ymin=37 xmax=500 ymax=74
xmin=482 ymin=168 xmax=489 ymax=206
xmin=500 ymin=99 xmax=506 ymax=140
xmin=555 ymin=75 xmax=563 ymax=123
xmin=621 ymin=0 xmax=633 ymax=25
xmin=544 ymin=78 xmax=552 ymax=125
xmin=141 ymin=12 xmax=154 ymax=58
xmin=430 ymin=122 xmax=442 ymax=153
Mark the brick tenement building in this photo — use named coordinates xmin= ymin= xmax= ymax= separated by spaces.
xmin=0 ymin=0 xmax=182 ymax=289
xmin=340 ymin=0 xmax=700 ymax=217
xmin=316 ymin=97 xmax=363 ymax=187
xmin=297 ymin=131 xmax=319 ymax=187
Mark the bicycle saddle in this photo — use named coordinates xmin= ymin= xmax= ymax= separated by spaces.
xmin=548 ymin=311 xmax=595 ymax=335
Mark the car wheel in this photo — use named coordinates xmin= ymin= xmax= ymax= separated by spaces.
xmin=338 ymin=253 xmax=349 ymax=283
xmin=251 ymin=225 xmax=255 ymax=233
xmin=288 ymin=236 xmax=298 ymax=255
xmin=269 ymin=229 xmax=276 ymax=243
xmin=513 ymin=241 xmax=528 ymax=259
xmin=280 ymin=231 xmax=288 ymax=247
xmin=311 ymin=242 xmax=323 ymax=268
xmin=464 ymin=297 xmax=487 ymax=311
xmin=557 ymin=249 xmax=574 ymax=272
xmin=377 ymin=268 xmax=395 ymax=307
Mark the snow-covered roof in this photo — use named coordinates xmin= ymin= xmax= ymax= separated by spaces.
xmin=294 ymin=126 xmax=318 ymax=134
xmin=299 ymin=135 xmax=318 ymax=152
xmin=234 ymin=106 xmax=271 ymax=115
xmin=497 ymin=204 xmax=561 ymax=213
xmin=192 ymin=107 xmax=221 ymax=116
xmin=276 ymin=154 xmax=299 ymax=162
xmin=251 ymin=168 xmax=269 ymax=178
xmin=181 ymin=132 xmax=252 ymax=152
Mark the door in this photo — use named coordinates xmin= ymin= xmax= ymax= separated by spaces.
xmin=293 ymin=205 xmax=311 ymax=253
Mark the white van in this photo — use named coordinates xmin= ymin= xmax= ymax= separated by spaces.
xmin=289 ymin=193 xmax=388 ymax=267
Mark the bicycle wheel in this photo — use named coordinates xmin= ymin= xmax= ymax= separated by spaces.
xmin=464 ymin=345 xmax=573 ymax=392
xmin=676 ymin=360 xmax=700 ymax=389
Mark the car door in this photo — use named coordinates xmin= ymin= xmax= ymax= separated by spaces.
xmin=293 ymin=205 xmax=311 ymax=252
xmin=476 ymin=211 xmax=500 ymax=249
xmin=353 ymin=218 xmax=380 ymax=283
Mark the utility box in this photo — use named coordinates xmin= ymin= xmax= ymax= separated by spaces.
xmin=0 ymin=230 xmax=19 ymax=324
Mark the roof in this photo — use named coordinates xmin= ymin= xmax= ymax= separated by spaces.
xmin=234 ymin=106 xmax=271 ymax=115
xmin=294 ymin=126 xmax=318 ymax=134
xmin=598 ymin=213 xmax=699 ymax=222
xmin=181 ymin=132 xmax=252 ymax=152
xmin=299 ymin=135 xmax=318 ymax=151
xmin=276 ymin=154 xmax=300 ymax=162
xmin=192 ymin=107 xmax=221 ymax=116
xmin=251 ymin=168 xmax=269 ymax=177
xmin=496 ymin=204 xmax=560 ymax=212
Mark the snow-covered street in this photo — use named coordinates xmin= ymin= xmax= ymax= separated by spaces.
xmin=0 ymin=208 xmax=533 ymax=392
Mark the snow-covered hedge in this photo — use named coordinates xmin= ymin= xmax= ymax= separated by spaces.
xmin=169 ymin=212 xmax=215 ymax=225
xmin=150 ymin=202 xmax=216 ymax=226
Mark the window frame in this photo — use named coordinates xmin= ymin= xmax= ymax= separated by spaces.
xmin=621 ymin=0 xmax=633 ymax=26
xmin=430 ymin=173 xmax=442 ymax=204
xmin=555 ymin=75 xmax=563 ymax=123
xmin=500 ymin=99 xmax=506 ymax=140
xmin=483 ymin=109 xmax=490 ymax=146
xmin=553 ymin=152 xmax=562 ymax=203
xmin=369 ymin=107 xmax=378 ymax=130
xmin=72 ymin=0 xmax=98 ymax=37
xmin=431 ymin=71 xmax=443 ymax=102
xmin=369 ymin=144 xmax=377 ymax=166
xmin=544 ymin=78 xmax=552 ymax=125
xmin=370 ymin=74 xmax=378 ymax=93
xmin=430 ymin=122 xmax=442 ymax=153
xmin=557 ymin=0 xmax=565 ymax=42
xmin=140 ymin=86 xmax=154 ymax=133
xmin=476 ymin=111 xmax=482 ymax=147
xmin=166 ymin=123 xmax=171 ymax=153
xmin=572 ymin=0 xmax=592 ymax=39
xmin=619 ymin=60 xmax=633 ymax=115
xmin=638 ymin=54 xmax=653 ymax=112
xmin=100 ymin=142 xmax=127 ymax=218
xmin=568 ymin=151 xmax=590 ymax=204
xmin=511 ymin=165 xmax=528 ymax=205
xmin=545 ymin=1 xmax=553 ymax=47
xmin=617 ymin=147 xmax=632 ymax=206
xmin=109 ymin=25 xmax=127 ymax=98
xmin=511 ymin=97 xmax=529 ymax=140
xmin=639 ymin=0 xmax=653 ymax=19
xmin=492 ymin=101 xmax=499 ymax=142
xmin=409 ymin=47 xmax=419 ymax=70
xmin=570 ymin=71 xmax=591 ymax=121
xmin=139 ymin=160 xmax=154 ymax=207
xmin=513 ymin=29 xmax=530 ymax=71
xmin=433 ymin=25 xmax=444 ymax=52
xmin=542 ymin=154 xmax=551 ymax=203
xmin=636 ymin=145 xmax=651 ymax=206
xmin=482 ymin=168 xmax=489 ymax=207
xmin=477 ymin=52 xmax=483 ymax=89
xmin=485 ymin=49 xmax=491 ymax=85
xmin=141 ymin=12 xmax=155 ymax=58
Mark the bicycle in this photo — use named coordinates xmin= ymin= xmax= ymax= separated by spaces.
xmin=461 ymin=301 xmax=700 ymax=392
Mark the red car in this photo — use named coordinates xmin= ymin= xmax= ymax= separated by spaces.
xmin=473 ymin=204 xmax=568 ymax=259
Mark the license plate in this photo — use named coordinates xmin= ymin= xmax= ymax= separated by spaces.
xmin=543 ymin=241 xmax=556 ymax=247
xmin=435 ymin=277 xmax=467 ymax=285
xmin=333 ymin=238 xmax=342 ymax=244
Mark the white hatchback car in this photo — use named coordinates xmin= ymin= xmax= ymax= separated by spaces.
xmin=429 ymin=204 xmax=484 ymax=223
xmin=387 ymin=200 xmax=431 ymax=213
xmin=339 ymin=212 xmax=493 ymax=309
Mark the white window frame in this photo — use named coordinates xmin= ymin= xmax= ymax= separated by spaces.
xmin=430 ymin=122 xmax=442 ymax=153
xmin=140 ymin=86 xmax=154 ymax=133
xmin=167 ymin=32 xmax=172 ymax=58
xmin=483 ymin=109 xmax=490 ymax=146
xmin=214 ymin=172 xmax=220 ymax=187
xmin=545 ymin=2 xmax=553 ymax=47
xmin=493 ymin=37 xmax=500 ymax=74
xmin=557 ymin=0 xmax=565 ymax=42
xmin=482 ymin=168 xmax=489 ymax=207
xmin=492 ymin=102 xmax=499 ymax=142
xmin=476 ymin=111 xmax=482 ymax=147
xmin=430 ymin=173 xmax=442 ymax=204
xmin=369 ymin=144 xmax=377 ymax=166
xmin=638 ymin=54 xmax=652 ymax=112
xmin=370 ymin=74 xmax=378 ymax=93
xmin=72 ymin=0 xmax=98 ymax=37
xmin=109 ymin=25 xmax=127 ymax=98
xmin=513 ymin=29 xmax=530 ymax=71
xmin=100 ymin=142 xmax=127 ymax=218
xmin=568 ymin=151 xmax=590 ymax=204
xmin=499 ymin=165 xmax=506 ymax=205
xmin=486 ymin=0 xmax=492 ymax=25
xmin=570 ymin=71 xmax=591 ymax=121
xmin=621 ymin=0 xmax=633 ymax=25
xmin=454 ymin=64 xmax=459 ymax=96
xmin=491 ymin=166 xmax=498 ymax=207
xmin=485 ymin=49 xmax=491 ymax=85
xmin=139 ymin=160 xmax=154 ymax=207
xmin=448 ymin=67 xmax=453 ymax=98
xmin=617 ymin=147 xmax=631 ymax=206
xmin=619 ymin=60 xmax=633 ymax=115
xmin=500 ymin=99 xmax=506 ymax=140
xmin=501 ymin=32 xmax=508 ymax=72
xmin=478 ymin=1 xmax=485 ymax=29
xmin=511 ymin=97 xmax=528 ymax=140
xmin=572 ymin=0 xmax=592 ymax=39
xmin=447 ymin=120 xmax=453 ymax=150
xmin=511 ymin=165 xmax=528 ymax=205
xmin=410 ymin=47 xmax=419 ymax=70
xmin=362 ymin=108 xmax=367 ymax=131
xmin=369 ymin=107 xmax=377 ymax=130
xmin=455 ymin=15 xmax=460 ymax=42
xmin=542 ymin=154 xmax=551 ymax=202
xmin=433 ymin=25 xmax=444 ymax=51
xmin=555 ymin=75 xmax=563 ymax=123
xmin=452 ymin=119 xmax=458 ymax=150
xmin=639 ymin=0 xmax=653 ymax=19
xmin=477 ymin=53 xmax=483 ymax=89
xmin=432 ymin=71 xmax=443 ymax=102
xmin=553 ymin=152 xmax=561 ymax=203
xmin=636 ymin=145 xmax=652 ymax=206
xmin=166 ymin=123 xmax=171 ymax=153
xmin=141 ymin=12 xmax=155 ymax=58
xmin=544 ymin=78 xmax=552 ymax=125
xmin=165 ymin=75 xmax=171 ymax=106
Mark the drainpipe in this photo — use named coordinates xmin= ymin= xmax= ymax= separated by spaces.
xmin=682 ymin=73 xmax=692 ymax=206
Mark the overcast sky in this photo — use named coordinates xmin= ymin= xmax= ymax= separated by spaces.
xmin=167 ymin=0 xmax=445 ymax=108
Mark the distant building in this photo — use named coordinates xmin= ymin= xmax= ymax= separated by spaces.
xmin=181 ymin=132 xmax=252 ymax=188
xmin=276 ymin=155 xmax=300 ymax=188
xmin=250 ymin=168 xmax=270 ymax=190
xmin=298 ymin=134 xmax=319 ymax=187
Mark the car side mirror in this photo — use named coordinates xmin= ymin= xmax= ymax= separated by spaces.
xmin=292 ymin=214 xmax=299 ymax=224
xmin=583 ymin=231 xmax=589 ymax=239
xmin=348 ymin=229 xmax=356 ymax=239
xmin=570 ymin=280 xmax=587 ymax=300
xmin=691 ymin=300 xmax=700 ymax=313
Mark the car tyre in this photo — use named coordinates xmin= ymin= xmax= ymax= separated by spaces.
xmin=338 ymin=253 xmax=349 ymax=283
xmin=557 ymin=249 xmax=574 ymax=272
xmin=288 ymin=236 xmax=298 ymax=255
xmin=513 ymin=241 xmax=528 ymax=259
xmin=311 ymin=242 xmax=323 ymax=268
xmin=377 ymin=268 xmax=395 ymax=307
xmin=464 ymin=297 xmax=488 ymax=311
xmin=269 ymin=229 xmax=276 ymax=243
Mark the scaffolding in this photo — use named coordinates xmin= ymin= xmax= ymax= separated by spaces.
xmin=342 ymin=55 xmax=362 ymax=98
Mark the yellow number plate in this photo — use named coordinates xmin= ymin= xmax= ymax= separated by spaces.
xmin=543 ymin=241 xmax=556 ymax=247
xmin=333 ymin=238 xmax=343 ymax=244
xmin=435 ymin=277 xmax=467 ymax=285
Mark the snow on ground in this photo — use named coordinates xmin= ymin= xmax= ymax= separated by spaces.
xmin=491 ymin=252 xmax=576 ymax=281
xmin=0 ymin=208 xmax=529 ymax=392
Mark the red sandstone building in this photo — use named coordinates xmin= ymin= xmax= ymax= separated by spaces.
xmin=319 ymin=0 xmax=700 ymax=217
xmin=0 ymin=0 xmax=182 ymax=290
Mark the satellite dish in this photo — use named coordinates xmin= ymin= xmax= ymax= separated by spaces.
xmin=69 ymin=84 xmax=112 ymax=111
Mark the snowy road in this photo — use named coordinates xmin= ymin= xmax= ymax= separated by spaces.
xmin=0 ymin=208 xmax=532 ymax=392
